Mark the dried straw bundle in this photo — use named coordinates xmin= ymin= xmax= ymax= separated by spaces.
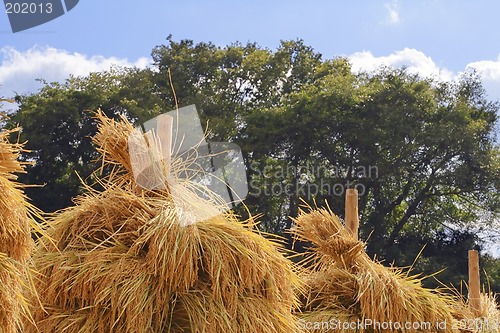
xmin=27 ymin=111 xmax=299 ymax=332
xmin=0 ymin=129 xmax=35 ymax=333
xmin=476 ymin=293 xmax=500 ymax=333
xmin=293 ymin=205 xmax=457 ymax=333
xmin=452 ymin=293 xmax=500 ymax=333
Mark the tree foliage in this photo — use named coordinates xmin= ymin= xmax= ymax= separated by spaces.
xmin=4 ymin=38 xmax=500 ymax=291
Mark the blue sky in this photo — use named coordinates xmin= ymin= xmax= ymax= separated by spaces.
xmin=1 ymin=1 xmax=500 ymax=99
xmin=1 ymin=1 xmax=499 ymax=253
xmin=1 ymin=1 xmax=500 ymax=70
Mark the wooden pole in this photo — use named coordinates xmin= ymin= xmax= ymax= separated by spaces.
xmin=468 ymin=249 xmax=481 ymax=316
xmin=157 ymin=114 xmax=173 ymax=193
xmin=345 ymin=188 xmax=359 ymax=240
xmin=156 ymin=114 xmax=173 ymax=176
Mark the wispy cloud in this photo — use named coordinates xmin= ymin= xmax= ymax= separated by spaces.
xmin=0 ymin=46 xmax=151 ymax=97
xmin=384 ymin=0 xmax=401 ymax=25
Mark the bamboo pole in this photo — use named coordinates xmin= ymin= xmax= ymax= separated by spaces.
xmin=468 ymin=249 xmax=481 ymax=316
xmin=345 ymin=188 xmax=359 ymax=240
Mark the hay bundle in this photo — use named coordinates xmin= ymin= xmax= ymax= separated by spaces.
xmin=0 ymin=129 xmax=35 ymax=333
xmin=475 ymin=293 xmax=500 ymax=333
xmin=293 ymin=205 xmax=458 ymax=333
xmin=451 ymin=293 xmax=500 ymax=333
xmin=27 ymin=111 xmax=300 ymax=332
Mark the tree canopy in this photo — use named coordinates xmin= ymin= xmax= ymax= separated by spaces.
xmin=5 ymin=37 xmax=500 ymax=291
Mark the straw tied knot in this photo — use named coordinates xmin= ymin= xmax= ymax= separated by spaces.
xmin=293 ymin=208 xmax=365 ymax=266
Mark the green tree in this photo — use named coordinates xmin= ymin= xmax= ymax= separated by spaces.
xmin=151 ymin=37 xmax=330 ymax=234
xmin=266 ymin=66 xmax=499 ymax=289
xmin=151 ymin=39 xmax=499 ymax=275
xmin=9 ymin=38 xmax=500 ymax=291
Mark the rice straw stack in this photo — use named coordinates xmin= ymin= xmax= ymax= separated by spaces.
xmin=27 ymin=111 xmax=300 ymax=332
xmin=475 ymin=293 xmax=500 ymax=333
xmin=293 ymin=205 xmax=458 ymax=333
xmin=451 ymin=292 xmax=500 ymax=333
xmin=0 ymin=129 xmax=35 ymax=333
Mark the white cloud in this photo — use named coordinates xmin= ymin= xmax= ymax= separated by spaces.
xmin=384 ymin=0 xmax=401 ymax=25
xmin=349 ymin=48 xmax=455 ymax=81
xmin=0 ymin=46 xmax=151 ymax=98
xmin=466 ymin=55 xmax=500 ymax=102
xmin=348 ymin=48 xmax=500 ymax=102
